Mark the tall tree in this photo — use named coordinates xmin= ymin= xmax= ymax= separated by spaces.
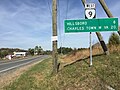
xmin=34 ymin=46 xmax=43 ymax=55
xmin=28 ymin=48 xmax=34 ymax=55
xmin=0 ymin=50 xmax=9 ymax=58
xmin=34 ymin=46 xmax=39 ymax=55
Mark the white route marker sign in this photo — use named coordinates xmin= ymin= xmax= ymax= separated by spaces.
xmin=85 ymin=3 xmax=96 ymax=19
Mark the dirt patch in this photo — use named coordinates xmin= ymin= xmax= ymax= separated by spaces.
xmin=60 ymin=46 xmax=120 ymax=68
xmin=0 ymin=59 xmax=43 ymax=89
xmin=33 ymin=72 xmax=44 ymax=81
xmin=61 ymin=47 xmax=103 ymax=64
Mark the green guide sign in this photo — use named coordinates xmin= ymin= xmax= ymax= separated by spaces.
xmin=64 ymin=18 xmax=118 ymax=33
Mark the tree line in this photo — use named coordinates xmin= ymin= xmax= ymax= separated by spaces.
xmin=28 ymin=46 xmax=43 ymax=55
xmin=0 ymin=33 xmax=120 ymax=59
xmin=0 ymin=48 xmax=27 ymax=59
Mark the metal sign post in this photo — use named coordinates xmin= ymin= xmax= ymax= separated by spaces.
xmin=64 ymin=3 xmax=118 ymax=67
xmin=85 ymin=3 xmax=96 ymax=66
xmin=90 ymin=32 xmax=92 ymax=66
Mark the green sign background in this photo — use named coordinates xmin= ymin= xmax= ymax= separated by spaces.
xmin=64 ymin=18 xmax=118 ymax=33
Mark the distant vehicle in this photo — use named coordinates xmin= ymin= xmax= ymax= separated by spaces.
xmin=6 ymin=55 xmax=12 ymax=60
xmin=13 ymin=52 xmax=27 ymax=57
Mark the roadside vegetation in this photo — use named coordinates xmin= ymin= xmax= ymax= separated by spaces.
xmin=0 ymin=46 xmax=51 ymax=60
xmin=3 ymin=33 xmax=120 ymax=90
xmin=4 ymin=51 xmax=120 ymax=90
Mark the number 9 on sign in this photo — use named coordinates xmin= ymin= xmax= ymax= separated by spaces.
xmin=88 ymin=11 xmax=92 ymax=17
xmin=85 ymin=9 xmax=96 ymax=19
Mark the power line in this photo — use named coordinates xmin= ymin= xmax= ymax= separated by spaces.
xmin=66 ymin=0 xmax=69 ymax=19
xmin=57 ymin=0 xmax=62 ymax=54
xmin=58 ymin=0 xmax=61 ymax=34
xmin=62 ymin=0 xmax=70 ymax=48
xmin=45 ymin=0 xmax=52 ymax=15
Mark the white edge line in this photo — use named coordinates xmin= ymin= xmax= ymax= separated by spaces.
xmin=0 ymin=58 xmax=44 ymax=73
xmin=0 ymin=56 xmax=41 ymax=66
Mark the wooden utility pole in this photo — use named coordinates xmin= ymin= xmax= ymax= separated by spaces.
xmin=52 ymin=0 xmax=58 ymax=74
xmin=98 ymin=0 xmax=120 ymax=36
xmin=81 ymin=0 xmax=109 ymax=55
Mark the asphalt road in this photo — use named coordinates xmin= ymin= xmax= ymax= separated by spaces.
xmin=0 ymin=55 xmax=49 ymax=73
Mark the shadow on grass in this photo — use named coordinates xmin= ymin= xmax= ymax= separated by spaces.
xmin=61 ymin=53 xmax=113 ymax=89
xmin=63 ymin=53 xmax=104 ymax=68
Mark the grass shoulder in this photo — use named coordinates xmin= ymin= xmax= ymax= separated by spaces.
xmin=4 ymin=52 xmax=120 ymax=90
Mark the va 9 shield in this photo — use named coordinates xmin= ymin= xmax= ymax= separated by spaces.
xmin=85 ymin=9 xmax=96 ymax=19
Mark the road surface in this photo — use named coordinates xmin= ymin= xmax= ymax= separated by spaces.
xmin=0 ymin=55 xmax=49 ymax=73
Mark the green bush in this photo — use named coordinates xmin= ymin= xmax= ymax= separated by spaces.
xmin=0 ymin=50 xmax=9 ymax=58
xmin=108 ymin=32 xmax=120 ymax=47
xmin=58 ymin=47 xmax=73 ymax=54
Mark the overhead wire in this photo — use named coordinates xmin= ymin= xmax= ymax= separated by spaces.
xmin=66 ymin=0 xmax=69 ymax=19
xmin=45 ymin=0 xmax=77 ymax=50
xmin=62 ymin=0 xmax=70 ymax=49
xmin=45 ymin=0 xmax=62 ymax=52
xmin=45 ymin=0 xmax=52 ymax=16
xmin=41 ymin=0 xmax=52 ymax=36
xmin=57 ymin=0 xmax=63 ymax=54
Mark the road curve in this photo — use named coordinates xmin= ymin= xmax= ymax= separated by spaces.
xmin=0 ymin=55 xmax=49 ymax=73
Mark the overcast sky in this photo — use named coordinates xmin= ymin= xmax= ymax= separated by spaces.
xmin=0 ymin=0 xmax=119 ymax=50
